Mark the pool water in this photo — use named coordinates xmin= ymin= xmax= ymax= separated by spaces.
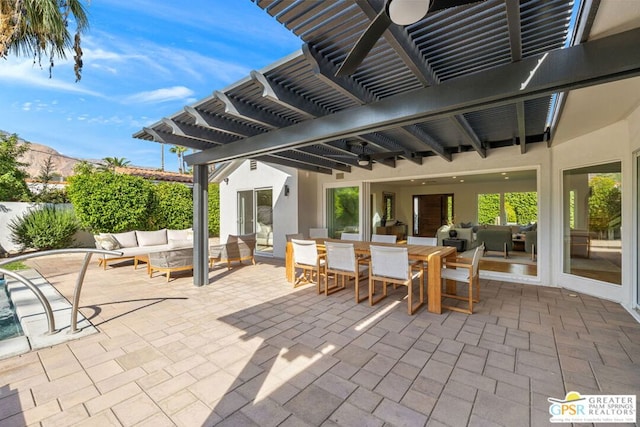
xmin=0 ymin=281 xmax=23 ymax=341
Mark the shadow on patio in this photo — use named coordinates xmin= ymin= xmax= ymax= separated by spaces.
xmin=0 ymin=253 xmax=638 ymax=426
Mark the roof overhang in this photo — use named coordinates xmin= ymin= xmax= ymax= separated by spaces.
xmin=134 ymin=0 xmax=640 ymax=175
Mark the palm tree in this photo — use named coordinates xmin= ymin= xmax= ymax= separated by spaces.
xmin=0 ymin=0 xmax=89 ymax=81
xmin=169 ymin=145 xmax=188 ymax=174
xmin=100 ymin=157 xmax=130 ymax=171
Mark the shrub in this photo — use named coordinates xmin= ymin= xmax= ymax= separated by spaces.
xmin=0 ymin=133 xmax=31 ymax=201
xmin=153 ymin=182 xmax=193 ymax=230
xmin=67 ymin=171 xmax=156 ymax=232
xmin=208 ymin=183 xmax=220 ymax=237
xmin=9 ymin=205 xmax=80 ymax=251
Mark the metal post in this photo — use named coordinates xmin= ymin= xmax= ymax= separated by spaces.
xmin=70 ymin=252 xmax=93 ymax=333
xmin=193 ymin=164 xmax=209 ymax=286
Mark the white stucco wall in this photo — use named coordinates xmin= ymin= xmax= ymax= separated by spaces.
xmin=0 ymin=202 xmax=94 ymax=253
xmin=220 ymin=161 xmax=298 ymax=258
xmin=219 ymin=102 xmax=640 ymax=309
xmin=550 ymin=117 xmax=632 ymax=306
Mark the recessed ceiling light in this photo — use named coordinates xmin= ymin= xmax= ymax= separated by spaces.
xmin=421 ymin=182 xmax=426 ymax=185
xmin=505 ymin=176 xmax=509 ymax=180
xmin=460 ymin=179 xmax=465 ymax=183
xmin=452 ymin=176 xmax=457 ymax=179
xmin=410 ymin=179 xmax=415 ymax=182
xmin=501 ymin=172 xmax=507 ymax=175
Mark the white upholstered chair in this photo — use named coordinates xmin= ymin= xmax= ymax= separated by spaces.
xmin=368 ymin=245 xmax=424 ymax=314
xmin=309 ymin=228 xmax=329 ymax=238
xmin=340 ymin=232 xmax=362 ymax=241
xmin=440 ymin=244 xmax=483 ymax=314
xmin=291 ymin=239 xmax=325 ymax=290
xmin=371 ymin=234 xmax=397 ymax=244
xmin=324 ymin=241 xmax=368 ymax=302
xmin=286 ymin=233 xmax=304 ymax=241
xmin=407 ymin=236 xmax=437 ymax=246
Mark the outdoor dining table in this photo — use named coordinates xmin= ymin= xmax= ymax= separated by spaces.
xmin=285 ymin=238 xmax=458 ymax=314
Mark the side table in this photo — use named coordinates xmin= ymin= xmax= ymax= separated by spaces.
xmin=442 ymin=238 xmax=466 ymax=252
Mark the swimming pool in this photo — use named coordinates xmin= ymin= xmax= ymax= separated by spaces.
xmin=0 ymin=280 xmax=23 ymax=341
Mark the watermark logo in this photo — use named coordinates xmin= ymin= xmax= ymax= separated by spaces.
xmin=548 ymin=391 xmax=636 ymax=423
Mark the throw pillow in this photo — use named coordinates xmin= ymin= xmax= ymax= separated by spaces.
xmin=112 ymin=231 xmax=138 ymax=248
xmin=95 ymin=234 xmax=120 ymax=250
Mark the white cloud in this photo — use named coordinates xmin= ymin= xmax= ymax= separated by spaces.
xmin=124 ymin=86 xmax=195 ymax=104
xmin=0 ymin=57 xmax=104 ymax=97
xmin=22 ymin=102 xmax=32 ymax=111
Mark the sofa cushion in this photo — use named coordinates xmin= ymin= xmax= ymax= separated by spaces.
xmin=168 ymin=239 xmax=192 ymax=249
xmin=95 ymin=234 xmax=120 ymax=250
xmin=136 ymin=229 xmax=168 ymax=247
xmin=167 ymin=228 xmax=193 ymax=241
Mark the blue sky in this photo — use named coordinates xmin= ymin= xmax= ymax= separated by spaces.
xmin=0 ymin=0 xmax=301 ymax=171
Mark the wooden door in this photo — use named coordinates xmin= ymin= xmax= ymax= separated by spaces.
xmin=413 ymin=194 xmax=451 ymax=237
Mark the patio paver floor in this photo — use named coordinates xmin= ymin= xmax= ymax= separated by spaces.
xmin=1 ymin=253 xmax=638 ymax=426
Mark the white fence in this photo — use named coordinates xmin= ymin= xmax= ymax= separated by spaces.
xmin=0 ymin=202 xmax=94 ymax=254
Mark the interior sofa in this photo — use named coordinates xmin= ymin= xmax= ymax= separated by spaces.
xmin=256 ymin=222 xmax=273 ymax=246
xmin=94 ymin=228 xmax=193 ymax=269
xmin=476 ymin=228 xmax=513 ymax=258
xmin=209 ymin=233 xmax=256 ymax=270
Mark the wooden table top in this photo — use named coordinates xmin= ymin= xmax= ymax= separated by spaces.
xmin=313 ymin=238 xmax=456 ymax=260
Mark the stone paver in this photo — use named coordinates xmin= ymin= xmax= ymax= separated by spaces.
xmin=0 ymin=253 xmax=637 ymax=426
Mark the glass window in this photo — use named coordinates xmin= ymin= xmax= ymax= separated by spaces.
xmin=563 ymin=162 xmax=621 ymax=285
xmin=327 ymin=186 xmax=359 ymax=239
xmin=505 ymin=192 xmax=538 ymax=224
xmin=478 ymin=193 xmax=501 ymax=224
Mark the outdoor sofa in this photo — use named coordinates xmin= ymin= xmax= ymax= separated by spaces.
xmin=94 ymin=228 xmax=193 ymax=269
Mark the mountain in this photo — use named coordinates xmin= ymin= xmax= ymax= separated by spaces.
xmin=2 ymin=131 xmax=81 ymax=180
xmin=20 ymin=142 xmax=81 ymax=180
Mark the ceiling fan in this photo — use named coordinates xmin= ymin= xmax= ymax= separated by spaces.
xmin=328 ymin=142 xmax=403 ymax=166
xmin=336 ymin=0 xmax=483 ymax=77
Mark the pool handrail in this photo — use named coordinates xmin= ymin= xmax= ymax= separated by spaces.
xmin=0 ymin=248 xmax=122 ymax=334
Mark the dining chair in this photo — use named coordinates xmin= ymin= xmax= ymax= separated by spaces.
xmin=291 ymin=239 xmax=325 ymax=291
xmin=406 ymin=236 xmax=437 ymax=273
xmin=324 ymin=241 xmax=368 ymax=302
xmin=440 ymin=244 xmax=483 ymax=314
xmin=407 ymin=236 xmax=437 ymax=246
xmin=368 ymin=245 xmax=424 ymax=314
xmin=371 ymin=234 xmax=397 ymax=243
xmin=309 ymin=228 xmax=329 ymax=238
xmin=340 ymin=232 xmax=361 ymax=241
xmin=286 ymin=233 xmax=304 ymax=241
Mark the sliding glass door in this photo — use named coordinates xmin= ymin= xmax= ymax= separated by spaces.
xmin=237 ymin=188 xmax=273 ymax=253
xmin=563 ymin=162 xmax=622 ymax=285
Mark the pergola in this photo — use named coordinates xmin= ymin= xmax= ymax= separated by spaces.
xmin=134 ymin=0 xmax=640 ymax=286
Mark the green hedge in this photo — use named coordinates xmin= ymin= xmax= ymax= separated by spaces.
xmin=153 ymin=182 xmax=193 ymax=230
xmin=67 ymin=171 xmax=156 ymax=233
